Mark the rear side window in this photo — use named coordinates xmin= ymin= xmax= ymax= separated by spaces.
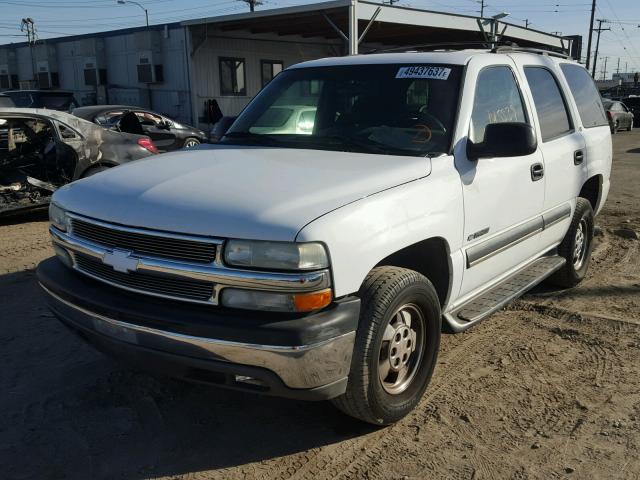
xmin=524 ymin=67 xmax=572 ymax=141
xmin=560 ymin=64 xmax=608 ymax=128
xmin=470 ymin=66 xmax=527 ymax=143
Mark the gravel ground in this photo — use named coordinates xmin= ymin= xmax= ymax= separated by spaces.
xmin=1 ymin=132 xmax=639 ymax=480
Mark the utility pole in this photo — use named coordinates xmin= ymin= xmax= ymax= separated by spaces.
xmin=524 ymin=19 xmax=530 ymax=28
xmin=585 ymin=0 xmax=596 ymax=70
xmin=237 ymin=0 xmax=262 ymax=12
xmin=20 ymin=18 xmax=37 ymax=87
xmin=601 ymin=56 xmax=608 ymax=80
xmin=478 ymin=0 xmax=485 ymax=17
xmin=616 ymin=57 xmax=620 ymax=75
xmin=591 ymin=19 xmax=610 ymax=78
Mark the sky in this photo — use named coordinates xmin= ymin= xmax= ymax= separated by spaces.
xmin=0 ymin=0 xmax=639 ymax=76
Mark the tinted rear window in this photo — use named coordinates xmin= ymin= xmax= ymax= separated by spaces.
xmin=524 ymin=67 xmax=572 ymax=141
xmin=560 ymin=64 xmax=608 ymax=128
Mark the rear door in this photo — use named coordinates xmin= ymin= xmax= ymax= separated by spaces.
xmin=513 ymin=56 xmax=586 ymax=247
xmin=454 ymin=56 xmax=546 ymax=299
xmin=558 ymin=63 xmax=612 ymax=215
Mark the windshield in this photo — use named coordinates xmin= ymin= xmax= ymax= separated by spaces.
xmin=225 ymin=64 xmax=463 ymax=156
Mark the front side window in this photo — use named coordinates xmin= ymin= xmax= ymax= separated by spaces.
xmin=219 ymin=57 xmax=246 ymax=96
xmin=261 ymin=60 xmax=284 ymax=87
xmin=560 ymin=64 xmax=608 ymax=128
xmin=470 ymin=66 xmax=527 ymax=143
xmin=225 ymin=64 xmax=463 ymax=157
xmin=524 ymin=67 xmax=572 ymax=142
xmin=134 ymin=111 xmax=163 ymax=126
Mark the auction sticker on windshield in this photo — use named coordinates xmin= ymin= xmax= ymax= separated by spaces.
xmin=396 ymin=66 xmax=451 ymax=80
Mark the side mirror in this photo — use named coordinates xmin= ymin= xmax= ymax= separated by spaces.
xmin=467 ymin=122 xmax=537 ymax=160
xmin=210 ymin=116 xmax=237 ymax=143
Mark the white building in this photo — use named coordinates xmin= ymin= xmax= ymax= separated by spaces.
xmin=0 ymin=0 xmax=576 ymax=128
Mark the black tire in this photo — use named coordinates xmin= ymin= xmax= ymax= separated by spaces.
xmin=81 ymin=165 xmax=110 ymax=178
xmin=547 ymin=198 xmax=594 ymax=288
xmin=183 ymin=137 xmax=201 ymax=148
xmin=331 ymin=266 xmax=441 ymax=425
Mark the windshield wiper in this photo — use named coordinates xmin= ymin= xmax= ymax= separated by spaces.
xmin=318 ymin=134 xmax=415 ymax=156
xmin=221 ymin=131 xmax=281 ymax=146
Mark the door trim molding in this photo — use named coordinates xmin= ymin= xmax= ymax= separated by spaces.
xmin=466 ymin=203 xmax=571 ymax=268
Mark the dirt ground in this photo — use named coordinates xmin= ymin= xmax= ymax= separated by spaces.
xmin=1 ymin=132 xmax=639 ymax=480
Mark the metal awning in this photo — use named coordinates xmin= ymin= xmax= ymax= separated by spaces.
xmin=182 ymin=0 xmax=569 ymax=54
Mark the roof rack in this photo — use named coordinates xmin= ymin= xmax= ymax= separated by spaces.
xmin=493 ymin=45 xmax=570 ymax=59
xmin=365 ymin=41 xmax=570 ymax=59
xmin=365 ymin=41 xmax=507 ymax=54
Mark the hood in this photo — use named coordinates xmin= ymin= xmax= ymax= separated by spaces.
xmin=53 ymin=146 xmax=431 ymax=241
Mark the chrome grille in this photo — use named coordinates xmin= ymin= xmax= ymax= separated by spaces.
xmin=71 ymin=218 xmax=217 ymax=264
xmin=74 ymin=253 xmax=215 ymax=303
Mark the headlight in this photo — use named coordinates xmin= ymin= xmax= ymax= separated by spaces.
xmin=49 ymin=203 xmax=68 ymax=231
xmin=224 ymin=240 xmax=328 ymax=271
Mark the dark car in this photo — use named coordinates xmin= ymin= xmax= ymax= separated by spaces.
xmin=0 ymin=108 xmax=158 ymax=216
xmin=2 ymin=90 xmax=79 ymax=112
xmin=0 ymin=94 xmax=15 ymax=108
xmin=621 ymin=96 xmax=640 ymax=120
xmin=602 ymin=99 xmax=634 ymax=133
xmin=73 ymin=105 xmax=207 ymax=152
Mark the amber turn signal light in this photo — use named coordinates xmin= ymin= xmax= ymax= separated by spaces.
xmin=293 ymin=289 xmax=333 ymax=312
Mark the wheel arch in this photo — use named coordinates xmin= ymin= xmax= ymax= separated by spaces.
xmin=579 ymin=174 xmax=602 ymax=213
xmin=78 ymin=160 xmax=118 ymax=179
xmin=374 ymin=237 xmax=452 ymax=308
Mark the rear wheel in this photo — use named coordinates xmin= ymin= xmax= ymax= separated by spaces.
xmin=547 ymin=198 xmax=594 ymax=288
xmin=331 ymin=266 xmax=441 ymax=425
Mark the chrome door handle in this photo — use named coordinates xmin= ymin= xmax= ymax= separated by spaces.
xmin=530 ymin=163 xmax=544 ymax=181
xmin=574 ymin=150 xmax=584 ymax=165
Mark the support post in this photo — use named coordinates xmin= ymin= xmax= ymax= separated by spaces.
xmin=349 ymin=0 xmax=358 ymax=55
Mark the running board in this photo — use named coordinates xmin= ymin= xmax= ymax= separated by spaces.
xmin=445 ymin=255 xmax=566 ymax=332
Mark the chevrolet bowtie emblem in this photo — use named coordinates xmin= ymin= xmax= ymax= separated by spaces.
xmin=102 ymin=249 xmax=139 ymax=273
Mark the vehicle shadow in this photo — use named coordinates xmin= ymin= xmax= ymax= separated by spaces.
xmin=0 ymin=269 xmax=375 ymax=480
xmin=627 ymin=147 xmax=640 ymax=154
xmin=0 ymin=208 xmax=48 ymax=226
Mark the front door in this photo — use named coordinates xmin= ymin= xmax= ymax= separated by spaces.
xmin=454 ymin=57 xmax=546 ymax=300
xmin=134 ymin=111 xmax=177 ymax=151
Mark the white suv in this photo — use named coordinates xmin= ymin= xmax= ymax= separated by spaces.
xmin=38 ymin=48 xmax=612 ymax=425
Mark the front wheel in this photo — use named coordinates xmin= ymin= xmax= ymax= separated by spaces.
xmin=547 ymin=198 xmax=594 ymax=288
xmin=331 ymin=266 xmax=441 ymax=425
xmin=183 ymin=137 xmax=201 ymax=148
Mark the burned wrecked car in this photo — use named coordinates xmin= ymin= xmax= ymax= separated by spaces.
xmin=0 ymin=108 xmax=159 ymax=216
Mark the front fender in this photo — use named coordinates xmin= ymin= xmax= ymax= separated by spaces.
xmin=296 ymin=157 xmax=465 ymax=298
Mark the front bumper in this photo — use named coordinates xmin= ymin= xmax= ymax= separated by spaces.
xmin=37 ymin=257 xmax=360 ymax=400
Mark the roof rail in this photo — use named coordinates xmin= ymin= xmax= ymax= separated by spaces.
xmin=365 ymin=41 xmax=514 ymax=54
xmin=364 ymin=41 xmax=571 ymax=59
xmin=493 ymin=45 xmax=571 ymax=59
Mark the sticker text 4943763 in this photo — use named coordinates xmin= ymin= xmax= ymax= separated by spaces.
xmin=396 ymin=66 xmax=451 ymax=80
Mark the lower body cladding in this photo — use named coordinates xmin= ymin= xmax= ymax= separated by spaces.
xmin=37 ymin=257 xmax=360 ymax=401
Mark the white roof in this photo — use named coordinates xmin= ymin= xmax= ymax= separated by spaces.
xmin=291 ymin=51 xmax=483 ymax=69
